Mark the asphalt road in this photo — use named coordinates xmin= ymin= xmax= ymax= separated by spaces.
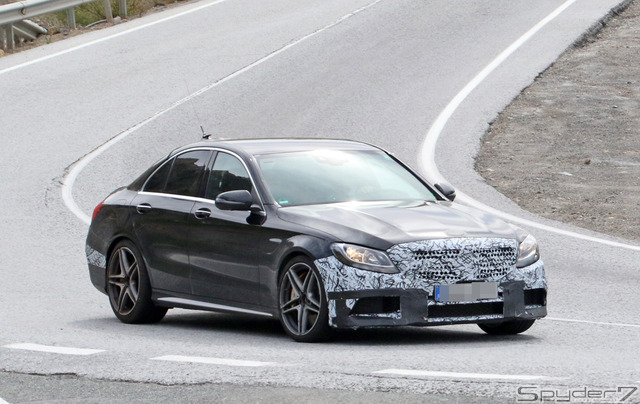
xmin=1 ymin=0 xmax=638 ymax=402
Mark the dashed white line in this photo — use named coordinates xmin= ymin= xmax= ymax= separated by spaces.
xmin=4 ymin=343 xmax=105 ymax=356
xmin=545 ymin=317 xmax=640 ymax=329
xmin=61 ymin=0 xmax=384 ymax=225
xmin=418 ymin=0 xmax=640 ymax=253
xmin=373 ymin=369 xmax=566 ymax=381
xmin=0 ymin=397 xmax=11 ymax=404
xmin=151 ymin=355 xmax=278 ymax=367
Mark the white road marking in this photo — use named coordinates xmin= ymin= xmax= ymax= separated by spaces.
xmin=0 ymin=0 xmax=230 ymax=76
xmin=151 ymin=355 xmax=278 ymax=367
xmin=373 ymin=369 xmax=566 ymax=381
xmin=418 ymin=0 xmax=640 ymax=253
xmin=61 ymin=0 xmax=384 ymax=225
xmin=0 ymin=397 xmax=11 ymax=404
xmin=4 ymin=343 xmax=105 ymax=355
xmin=544 ymin=317 xmax=640 ymax=329
xmin=455 ymin=191 xmax=640 ymax=252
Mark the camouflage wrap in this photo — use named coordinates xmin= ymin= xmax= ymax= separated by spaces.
xmin=86 ymin=245 xmax=107 ymax=269
xmin=315 ymin=238 xmax=546 ymax=326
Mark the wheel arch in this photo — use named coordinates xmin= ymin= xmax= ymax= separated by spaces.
xmin=105 ymin=235 xmax=134 ymax=267
xmin=277 ymin=250 xmax=313 ymax=282
xmin=274 ymin=235 xmax=332 ymax=282
xmin=264 ymin=235 xmax=332 ymax=310
xmin=104 ymin=235 xmax=156 ymax=288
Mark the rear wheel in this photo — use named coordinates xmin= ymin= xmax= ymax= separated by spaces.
xmin=278 ymin=257 xmax=331 ymax=342
xmin=478 ymin=319 xmax=535 ymax=335
xmin=107 ymin=240 xmax=167 ymax=324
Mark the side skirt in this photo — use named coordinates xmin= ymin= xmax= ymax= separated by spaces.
xmin=155 ymin=296 xmax=274 ymax=317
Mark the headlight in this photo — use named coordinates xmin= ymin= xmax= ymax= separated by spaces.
xmin=516 ymin=234 xmax=540 ymax=268
xmin=331 ymin=243 xmax=398 ymax=274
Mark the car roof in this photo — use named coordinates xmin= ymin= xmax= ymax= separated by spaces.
xmin=173 ymin=138 xmax=382 ymax=157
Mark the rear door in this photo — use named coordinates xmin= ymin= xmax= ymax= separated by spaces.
xmin=132 ymin=149 xmax=213 ymax=293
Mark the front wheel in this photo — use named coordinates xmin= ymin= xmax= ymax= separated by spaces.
xmin=478 ymin=319 xmax=535 ymax=335
xmin=107 ymin=240 xmax=167 ymax=324
xmin=278 ymin=257 xmax=331 ymax=342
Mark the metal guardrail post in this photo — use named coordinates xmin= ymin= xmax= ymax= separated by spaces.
xmin=66 ymin=7 xmax=76 ymax=29
xmin=119 ymin=0 xmax=127 ymax=19
xmin=103 ymin=0 xmax=113 ymax=23
xmin=5 ymin=24 xmax=14 ymax=50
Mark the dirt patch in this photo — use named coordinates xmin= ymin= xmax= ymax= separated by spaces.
xmin=476 ymin=0 xmax=640 ymax=242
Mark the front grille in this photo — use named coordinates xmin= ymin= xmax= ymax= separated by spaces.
xmin=414 ymin=249 xmax=460 ymax=261
xmin=428 ymin=302 xmax=503 ymax=318
xmin=388 ymin=238 xmax=518 ymax=284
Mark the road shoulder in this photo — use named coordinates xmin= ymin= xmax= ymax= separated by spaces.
xmin=476 ymin=0 xmax=640 ymax=243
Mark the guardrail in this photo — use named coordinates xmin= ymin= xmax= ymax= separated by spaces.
xmin=0 ymin=0 xmax=126 ymax=51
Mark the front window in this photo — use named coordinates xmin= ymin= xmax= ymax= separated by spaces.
xmin=257 ymin=150 xmax=436 ymax=206
xmin=205 ymin=152 xmax=253 ymax=200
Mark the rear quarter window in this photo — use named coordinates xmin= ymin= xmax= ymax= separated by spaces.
xmin=143 ymin=160 xmax=172 ymax=193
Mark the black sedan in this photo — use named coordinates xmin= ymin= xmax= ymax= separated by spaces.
xmin=86 ymin=138 xmax=547 ymax=342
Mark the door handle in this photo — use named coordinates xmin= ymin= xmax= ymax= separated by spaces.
xmin=194 ymin=208 xmax=211 ymax=219
xmin=136 ymin=203 xmax=152 ymax=214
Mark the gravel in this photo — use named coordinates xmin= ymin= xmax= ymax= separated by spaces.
xmin=476 ymin=0 xmax=640 ymax=242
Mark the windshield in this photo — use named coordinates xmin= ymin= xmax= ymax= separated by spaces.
xmin=257 ymin=149 xmax=437 ymax=206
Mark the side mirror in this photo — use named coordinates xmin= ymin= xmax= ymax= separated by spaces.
xmin=434 ymin=182 xmax=456 ymax=201
xmin=215 ymin=190 xmax=253 ymax=211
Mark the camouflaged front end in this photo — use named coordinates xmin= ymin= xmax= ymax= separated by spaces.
xmin=315 ymin=238 xmax=546 ymax=328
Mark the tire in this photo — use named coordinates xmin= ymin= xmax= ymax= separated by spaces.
xmin=278 ymin=256 xmax=331 ymax=342
xmin=107 ymin=240 xmax=167 ymax=324
xmin=478 ymin=319 xmax=535 ymax=335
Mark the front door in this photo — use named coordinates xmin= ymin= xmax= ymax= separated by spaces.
xmin=188 ymin=151 xmax=262 ymax=305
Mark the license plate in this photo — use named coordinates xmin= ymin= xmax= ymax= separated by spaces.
xmin=435 ymin=282 xmax=498 ymax=302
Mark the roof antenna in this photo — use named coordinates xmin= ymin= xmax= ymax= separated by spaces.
xmin=201 ymin=125 xmax=212 ymax=140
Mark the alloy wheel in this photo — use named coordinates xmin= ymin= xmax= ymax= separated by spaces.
xmin=108 ymin=247 xmax=140 ymax=316
xmin=279 ymin=262 xmax=323 ymax=336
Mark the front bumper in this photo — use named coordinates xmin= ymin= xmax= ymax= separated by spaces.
xmin=328 ymin=282 xmax=546 ymax=328
xmin=315 ymin=255 xmax=547 ymax=329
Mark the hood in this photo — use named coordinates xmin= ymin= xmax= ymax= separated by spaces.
xmin=276 ymin=200 xmax=521 ymax=250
